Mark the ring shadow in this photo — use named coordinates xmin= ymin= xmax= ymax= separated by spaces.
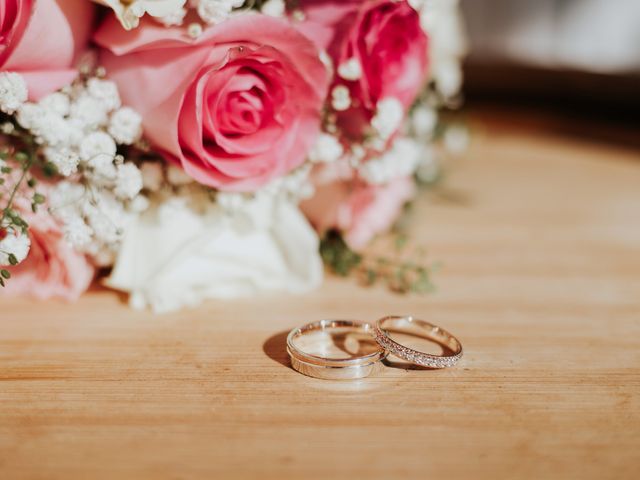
xmin=261 ymin=330 xmax=378 ymax=371
xmin=262 ymin=330 xmax=292 ymax=369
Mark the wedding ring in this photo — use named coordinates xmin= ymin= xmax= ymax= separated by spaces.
xmin=373 ymin=316 xmax=463 ymax=368
xmin=287 ymin=320 xmax=387 ymax=380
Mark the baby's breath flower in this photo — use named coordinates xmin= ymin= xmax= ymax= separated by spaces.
xmin=0 ymin=72 xmax=28 ymax=114
xmin=196 ymin=0 xmax=244 ymax=24
xmin=371 ymin=97 xmax=404 ymax=141
xmin=39 ymin=92 xmax=71 ymax=117
xmin=70 ymin=94 xmax=109 ymax=130
xmin=261 ymin=0 xmax=285 ymax=17
xmin=44 ymin=147 xmax=80 ymax=177
xmin=108 ymin=107 xmax=142 ymax=145
xmin=331 ymin=85 xmax=351 ymax=111
xmin=0 ymin=230 xmax=31 ymax=266
xmin=80 ymin=131 xmax=117 ymax=163
xmin=114 ymin=163 xmax=143 ymax=200
xmin=309 ymin=133 xmax=344 ymax=163
xmin=87 ymin=78 xmax=121 ymax=112
xmin=337 ymin=58 xmax=362 ymax=81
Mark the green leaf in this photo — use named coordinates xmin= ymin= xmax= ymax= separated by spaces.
xmin=33 ymin=193 xmax=45 ymax=204
xmin=8 ymin=254 xmax=18 ymax=266
xmin=1 ymin=269 xmax=11 ymax=279
xmin=320 ymin=230 xmax=362 ymax=277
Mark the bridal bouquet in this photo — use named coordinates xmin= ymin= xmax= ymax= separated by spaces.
xmin=0 ymin=0 xmax=465 ymax=312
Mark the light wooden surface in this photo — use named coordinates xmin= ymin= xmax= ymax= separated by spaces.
xmin=1 ymin=108 xmax=639 ymax=479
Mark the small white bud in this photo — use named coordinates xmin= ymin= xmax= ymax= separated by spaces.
xmin=337 ymin=58 xmax=362 ymax=81
xmin=331 ymin=85 xmax=351 ymax=112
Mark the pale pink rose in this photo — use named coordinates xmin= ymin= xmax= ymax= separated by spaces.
xmin=298 ymin=0 xmax=429 ymax=140
xmin=0 ymin=0 xmax=95 ymax=99
xmin=0 ymin=197 xmax=94 ymax=301
xmin=301 ymin=164 xmax=416 ymax=250
xmin=95 ymin=15 xmax=328 ymax=192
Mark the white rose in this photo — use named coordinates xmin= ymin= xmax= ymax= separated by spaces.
xmin=105 ymin=192 xmax=323 ymax=313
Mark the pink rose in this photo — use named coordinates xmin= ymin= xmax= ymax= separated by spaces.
xmin=95 ymin=15 xmax=329 ymax=192
xmin=299 ymin=0 xmax=428 ymax=140
xmin=301 ymin=163 xmax=416 ymax=250
xmin=0 ymin=0 xmax=94 ymax=99
xmin=0 ymin=198 xmax=94 ymax=301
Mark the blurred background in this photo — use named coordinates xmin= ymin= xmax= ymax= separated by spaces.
xmin=460 ymin=0 xmax=640 ymax=144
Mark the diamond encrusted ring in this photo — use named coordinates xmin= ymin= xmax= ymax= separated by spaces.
xmin=373 ymin=316 xmax=463 ymax=368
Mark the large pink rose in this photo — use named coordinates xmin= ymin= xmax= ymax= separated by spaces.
xmin=301 ymin=163 xmax=416 ymax=250
xmin=0 ymin=0 xmax=94 ymax=99
xmin=0 ymin=199 xmax=94 ymax=301
xmin=95 ymin=15 xmax=329 ymax=192
xmin=299 ymin=0 xmax=428 ymax=140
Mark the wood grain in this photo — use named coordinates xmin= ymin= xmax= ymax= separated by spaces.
xmin=1 ymin=109 xmax=639 ymax=479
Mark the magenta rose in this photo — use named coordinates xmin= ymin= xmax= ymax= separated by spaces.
xmin=299 ymin=0 xmax=429 ymax=140
xmin=0 ymin=0 xmax=94 ymax=99
xmin=95 ymin=15 xmax=329 ymax=192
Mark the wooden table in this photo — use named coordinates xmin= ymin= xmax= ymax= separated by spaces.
xmin=1 ymin=108 xmax=639 ymax=479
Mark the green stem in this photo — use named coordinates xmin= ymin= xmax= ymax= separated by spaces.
xmin=1 ymin=150 xmax=34 ymax=227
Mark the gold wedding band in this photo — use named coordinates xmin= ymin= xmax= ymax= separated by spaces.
xmin=286 ymin=319 xmax=387 ymax=380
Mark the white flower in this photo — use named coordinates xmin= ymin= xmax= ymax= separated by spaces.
xmin=337 ymin=58 xmax=362 ymax=81
xmin=114 ymin=163 xmax=143 ymax=200
xmin=0 ymin=72 xmax=28 ymax=114
xmin=45 ymin=147 xmax=80 ymax=177
xmin=140 ymin=162 xmax=164 ymax=192
xmin=80 ymin=132 xmax=118 ymax=181
xmin=87 ymin=78 xmax=121 ymax=112
xmin=70 ymin=94 xmax=109 ymax=130
xmin=80 ymin=131 xmax=117 ymax=163
xmin=129 ymin=195 xmax=150 ymax=213
xmin=62 ymin=216 xmax=94 ymax=249
xmin=84 ymin=192 xmax=126 ymax=245
xmin=105 ymin=192 xmax=323 ymax=313
xmin=359 ymin=137 xmax=422 ymax=185
xmin=0 ymin=229 xmax=31 ymax=266
xmin=331 ymin=85 xmax=351 ymax=111
xmin=417 ymin=0 xmax=467 ymax=98
xmin=187 ymin=23 xmax=203 ymax=39
xmin=96 ymin=0 xmax=187 ymax=30
xmin=30 ymin=112 xmax=76 ymax=147
xmin=261 ymin=0 xmax=285 ymax=17
xmin=411 ymin=105 xmax=437 ymax=138
xmin=16 ymin=104 xmax=42 ymax=130
xmin=309 ymin=132 xmax=344 ymax=163
xmin=108 ymin=107 xmax=142 ymax=145
xmin=371 ymin=97 xmax=404 ymax=140
xmin=49 ymin=181 xmax=86 ymax=219
xmin=196 ymin=0 xmax=244 ymax=24
xmin=39 ymin=92 xmax=70 ymax=117
xmin=156 ymin=6 xmax=187 ymax=26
